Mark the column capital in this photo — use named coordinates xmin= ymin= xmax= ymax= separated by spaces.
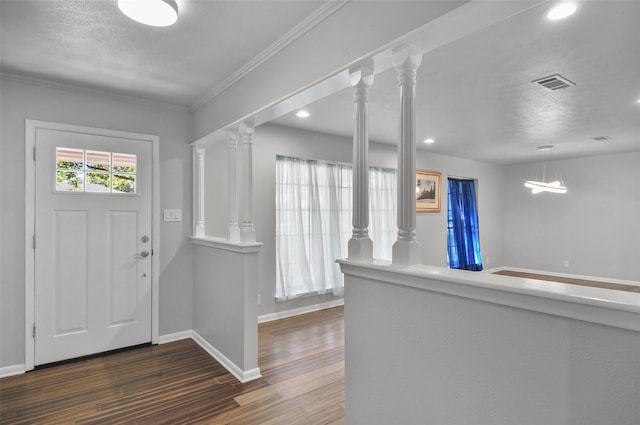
xmin=349 ymin=60 xmax=374 ymax=90
xmin=239 ymin=120 xmax=255 ymax=137
xmin=226 ymin=128 xmax=240 ymax=143
xmin=392 ymin=44 xmax=423 ymax=72
xmin=193 ymin=142 xmax=205 ymax=156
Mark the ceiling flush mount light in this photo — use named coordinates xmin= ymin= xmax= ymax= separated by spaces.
xmin=423 ymin=138 xmax=435 ymax=144
xmin=296 ymin=110 xmax=310 ymax=118
xmin=524 ymin=145 xmax=568 ymax=194
xmin=546 ymin=2 xmax=577 ymax=20
xmin=118 ymin=0 xmax=179 ymax=27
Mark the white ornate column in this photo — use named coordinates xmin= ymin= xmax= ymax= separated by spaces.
xmin=348 ymin=63 xmax=374 ymax=261
xmin=227 ymin=128 xmax=241 ymax=242
xmin=239 ymin=121 xmax=256 ymax=243
xmin=192 ymin=143 xmax=205 ymax=237
xmin=392 ymin=44 xmax=422 ymax=266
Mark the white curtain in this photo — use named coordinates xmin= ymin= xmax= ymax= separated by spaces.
xmin=369 ymin=167 xmax=397 ymax=261
xmin=276 ymin=156 xmax=395 ymax=301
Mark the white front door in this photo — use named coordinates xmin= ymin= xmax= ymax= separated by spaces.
xmin=34 ymin=128 xmax=152 ymax=365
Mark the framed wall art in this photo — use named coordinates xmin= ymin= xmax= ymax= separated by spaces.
xmin=416 ymin=170 xmax=441 ymax=213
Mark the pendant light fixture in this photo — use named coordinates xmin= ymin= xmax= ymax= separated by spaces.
xmin=524 ymin=145 xmax=567 ymax=194
xmin=118 ymin=0 xmax=179 ymax=27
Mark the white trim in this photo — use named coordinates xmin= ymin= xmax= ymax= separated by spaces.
xmin=338 ymin=260 xmax=640 ymax=332
xmin=159 ymin=330 xmax=261 ymax=382
xmin=24 ymin=119 xmax=160 ymax=370
xmin=190 ymin=236 xmax=262 ymax=253
xmin=191 ymin=331 xmax=262 ymax=383
xmin=259 ymin=298 xmax=344 ymax=323
xmin=159 ymin=330 xmax=194 ymax=345
xmin=151 ymin=129 xmax=161 ymax=345
xmin=24 ymin=121 xmax=36 ymax=371
xmin=0 ymin=364 xmax=26 ymax=378
xmin=189 ymin=0 xmax=349 ymax=111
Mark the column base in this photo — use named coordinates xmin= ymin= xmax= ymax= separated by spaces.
xmin=227 ymin=226 xmax=241 ymax=242
xmin=392 ymin=239 xmax=421 ymax=266
xmin=241 ymin=228 xmax=256 ymax=243
xmin=347 ymin=237 xmax=373 ymax=262
xmin=194 ymin=223 xmax=205 ymax=238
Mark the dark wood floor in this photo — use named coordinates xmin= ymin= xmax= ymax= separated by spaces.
xmin=493 ymin=270 xmax=640 ymax=293
xmin=0 ymin=306 xmax=345 ymax=424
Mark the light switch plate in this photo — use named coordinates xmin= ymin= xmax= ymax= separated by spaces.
xmin=164 ymin=209 xmax=182 ymax=222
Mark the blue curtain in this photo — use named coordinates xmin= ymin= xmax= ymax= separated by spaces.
xmin=447 ymin=179 xmax=483 ymax=271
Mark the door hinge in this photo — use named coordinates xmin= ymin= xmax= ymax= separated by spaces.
xmin=32 ymin=324 xmax=36 ymax=338
xmin=33 ymin=146 xmax=36 ymax=161
xmin=33 ymin=234 xmax=36 ymax=250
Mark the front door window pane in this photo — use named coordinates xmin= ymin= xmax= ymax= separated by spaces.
xmin=56 ymin=171 xmax=84 ymax=192
xmin=56 ymin=148 xmax=84 ymax=170
xmin=86 ymin=173 xmax=111 ymax=192
xmin=112 ymin=175 xmax=135 ymax=193
xmin=86 ymin=150 xmax=111 ymax=172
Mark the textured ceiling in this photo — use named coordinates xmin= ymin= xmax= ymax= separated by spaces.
xmin=0 ymin=0 xmax=323 ymax=106
xmin=1 ymin=1 xmax=639 ymax=164
xmin=272 ymin=1 xmax=640 ymax=164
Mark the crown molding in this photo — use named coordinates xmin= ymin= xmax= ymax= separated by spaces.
xmin=1 ymin=72 xmax=190 ymax=112
xmin=189 ymin=0 xmax=350 ymax=112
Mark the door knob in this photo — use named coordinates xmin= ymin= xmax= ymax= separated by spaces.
xmin=135 ymin=250 xmax=150 ymax=259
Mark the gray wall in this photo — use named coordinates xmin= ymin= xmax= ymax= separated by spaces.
xmin=206 ymin=123 xmax=505 ymax=316
xmin=0 ymin=79 xmax=193 ymax=368
xmin=344 ymin=271 xmax=640 ymax=425
xmin=503 ymin=152 xmax=640 ymax=281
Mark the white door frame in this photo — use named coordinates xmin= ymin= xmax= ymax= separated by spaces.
xmin=24 ymin=119 xmax=160 ymax=371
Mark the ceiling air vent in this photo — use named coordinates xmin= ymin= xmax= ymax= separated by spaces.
xmin=532 ymin=74 xmax=576 ymax=91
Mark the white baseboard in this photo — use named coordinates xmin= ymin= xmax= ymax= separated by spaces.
xmin=190 ymin=331 xmax=261 ymax=383
xmin=258 ymin=298 xmax=344 ymax=323
xmin=482 ymin=266 xmax=507 ymax=274
xmin=159 ymin=330 xmax=194 ymax=344
xmin=1 ymin=364 xmax=25 ymax=378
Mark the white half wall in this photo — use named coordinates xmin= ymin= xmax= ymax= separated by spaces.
xmin=341 ymin=261 xmax=640 ymax=425
xmin=503 ymin=152 xmax=640 ymax=281
xmin=0 ymin=78 xmax=194 ymax=368
xmin=191 ymin=240 xmax=261 ymax=380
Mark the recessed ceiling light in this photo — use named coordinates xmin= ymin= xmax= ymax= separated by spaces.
xmin=592 ymin=136 xmax=613 ymax=142
xmin=296 ymin=110 xmax=310 ymax=118
xmin=423 ymin=138 xmax=435 ymax=144
xmin=537 ymin=144 xmax=554 ymax=152
xmin=118 ymin=0 xmax=178 ymax=27
xmin=546 ymin=3 xmax=577 ymax=20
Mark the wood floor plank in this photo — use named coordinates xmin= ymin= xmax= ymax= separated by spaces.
xmin=1 ymin=306 xmax=345 ymax=424
xmin=493 ymin=270 xmax=640 ymax=292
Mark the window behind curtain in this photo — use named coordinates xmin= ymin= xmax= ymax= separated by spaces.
xmin=276 ymin=156 xmax=396 ymax=301
xmin=447 ymin=178 xmax=483 ymax=271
